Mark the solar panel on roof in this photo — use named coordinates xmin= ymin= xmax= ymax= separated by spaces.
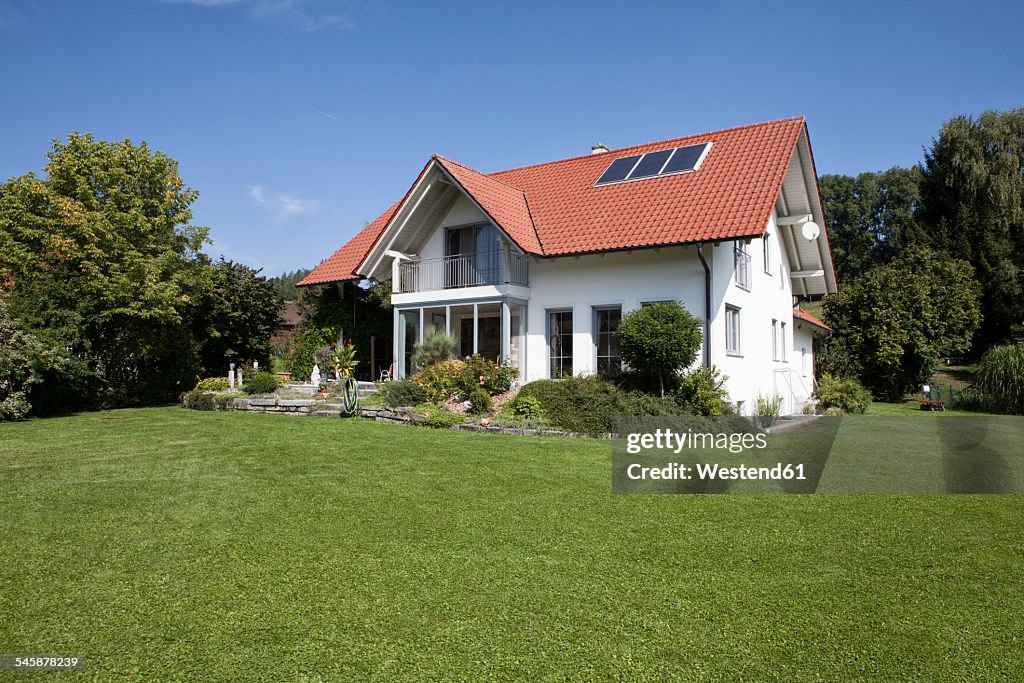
xmin=627 ymin=149 xmax=674 ymax=179
xmin=595 ymin=154 xmax=642 ymax=185
xmin=594 ymin=142 xmax=712 ymax=187
xmin=662 ymin=143 xmax=710 ymax=174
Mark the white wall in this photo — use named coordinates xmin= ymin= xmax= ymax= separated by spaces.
xmin=709 ymin=211 xmax=810 ymax=414
xmin=524 ymin=247 xmax=707 ymax=382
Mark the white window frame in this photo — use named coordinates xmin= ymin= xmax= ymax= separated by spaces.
xmin=781 ymin=322 xmax=788 ymax=362
xmin=771 ymin=319 xmax=779 ymax=361
xmin=725 ymin=305 xmax=742 ymax=356
xmin=763 ymin=233 xmax=772 ymax=275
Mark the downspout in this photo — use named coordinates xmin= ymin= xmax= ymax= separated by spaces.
xmin=696 ymin=243 xmax=712 ymax=368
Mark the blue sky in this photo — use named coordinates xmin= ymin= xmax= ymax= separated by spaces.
xmin=1 ymin=0 xmax=1022 ymax=276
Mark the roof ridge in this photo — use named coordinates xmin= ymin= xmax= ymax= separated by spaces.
xmin=486 ymin=116 xmax=806 ymax=177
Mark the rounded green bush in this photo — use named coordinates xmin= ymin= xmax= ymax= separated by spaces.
xmin=376 ymin=379 xmax=426 ymax=407
xmin=508 ymin=394 xmax=544 ymax=420
xmin=194 ymin=376 xmax=230 ymax=392
xmin=242 ymin=371 xmax=280 ymax=395
xmin=468 ymin=388 xmax=492 ymax=415
xmin=618 ymin=302 xmax=703 ymax=396
xmin=182 ymin=390 xmax=217 ymax=411
xmin=815 ymin=373 xmax=871 ymax=415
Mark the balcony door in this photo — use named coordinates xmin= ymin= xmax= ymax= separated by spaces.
xmin=445 ymin=224 xmax=500 ymax=287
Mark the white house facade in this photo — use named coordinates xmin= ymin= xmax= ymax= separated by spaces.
xmin=300 ymin=117 xmax=837 ymax=415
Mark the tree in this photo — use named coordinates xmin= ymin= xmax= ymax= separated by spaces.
xmin=617 ymin=302 xmax=703 ymax=396
xmin=820 ymin=247 xmax=981 ymax=401
xmin=193 ymin=259 xmax=283 ymax=374
xmin=917 ymin=108 xmax=1024 ymax=349
xmin=819 ymin=167 xmax=926 ymax=283
xmin=0 ymin=133 xmax=210 ymax=408
xmin=268 ymin=268 xmax=313 ymax=300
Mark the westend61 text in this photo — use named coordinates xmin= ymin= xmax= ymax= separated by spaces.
xmin=626 ymin=462 xmax=807 ymax=481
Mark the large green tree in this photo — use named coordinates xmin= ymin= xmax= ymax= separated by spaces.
xmin=916 ymin=108 xmax=1024 ymax=348
xmin=819 ymin=167 xmax=926 ymax=283
xmin=193 ymin=260 xmax=283 ymax=374
xmin=1 ymin=134 xmax=212 ymax=409
xmin=820 ymin=247 xmax=981 ymax=400
xmin=616 ymin=301 xmax=703 ymax=397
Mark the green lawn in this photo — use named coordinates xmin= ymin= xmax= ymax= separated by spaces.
xmin=1 ymin=408 xmax=1023 ymax=681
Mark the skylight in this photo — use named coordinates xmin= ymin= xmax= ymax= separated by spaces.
xmin=593 ymin=142 xmax=712 ymax=187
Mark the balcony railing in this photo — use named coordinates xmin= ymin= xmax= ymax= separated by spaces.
xmin=397 ymin=250 xmax=529 ymax=293
xmin=734 ymin=246 xmax=752 ymax=291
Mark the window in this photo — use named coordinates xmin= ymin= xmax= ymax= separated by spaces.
xmin=725 ymin=306 xmax=741 ymax=356
xmin=733 ymin=243 xmax=751 ymax=291
xmin=548 ymin=309 xmax=573 ymax=378
xmin=781 ymin=322 xmax=788 ymax=362
xmin=763 ymin=233 xmax=772 ymax=274
xmin=594 ymin=306 xmax=622 ymax=374
xmin=801 ymin=347 xmax=810 ymax=377
xmin=445 ymin=224 xmax=500 ymax=287
xmin=771 ymin=319 xmax=779 ymax=361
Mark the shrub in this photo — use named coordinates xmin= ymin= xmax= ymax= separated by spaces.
xmin=194 ymin=376 xmax=230 ymax=392
xmin=815 ymin=373 xmax=871 ymax=415
xmin=411 ymin=359 xmax=467 ymax=402
xmin=413 ymin=403 xmax=467 ymax=429
xmin=618 ymin=302 xmax=703 ymax=396
xmin=375 ymin=379 xmax=426 ymax=407
xmin=411 ymin=329 xmax=458 ymax=370
xmin=468 ymin=388 xmax=492 ymax=415
xmin=507 ymin=394 xmax=545 ymax=420
xmin=949 ymin=385 xmax=990 ymax=412
xmin=182 ymin=390 xmax=217 ymax=411
xmin=461 ymin=355 xmax=518 ymax=396
xmin=974 ymin=344 xmax=1024 ymax=415
xmin=0 ymin=392 xmax=31 ymax=421
xmin=517 ymin=376 xmax=624 ymax=435
xmin=675 ymin=366 xmax=729 ymax=416
xmin=754 ymin=393 xmax=783 ymax=429
xmin=289 ymin=326 xmax=337 ymax=381
xmin=242 ymin=371 xmax=280 ymax=395
xmin=823 ymin=406 xmax=845 ymax=417
xmin=618 ymin=391 xmax=688 ymax=417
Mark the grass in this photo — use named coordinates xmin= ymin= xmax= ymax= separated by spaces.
xmin=1 ymin=407 xmax=1023 ymax=681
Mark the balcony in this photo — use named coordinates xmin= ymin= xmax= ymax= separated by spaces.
xmin=734 ymin=246 xmax=752 ymax=292
xmin=397 ymin=250 xmax=529 ymax=293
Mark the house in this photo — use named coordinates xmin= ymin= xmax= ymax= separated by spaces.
xmin=270 ymin=300 xmax=303 ymax=345
xmin=299 ymin=117 xmax=837 ymax=414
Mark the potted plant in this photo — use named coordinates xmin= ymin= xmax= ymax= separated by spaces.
xmin=333 ymin=340 xmax=359 ymax=379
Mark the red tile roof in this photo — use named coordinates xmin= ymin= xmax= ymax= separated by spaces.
xmin=793 ymin=308 xmax=831 ymax=332
xmin=300 ymin=117 xmax=806 ymax=285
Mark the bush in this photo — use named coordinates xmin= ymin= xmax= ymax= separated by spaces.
xmin=675 ymin=366 xmax=729 ymax=416
xmin=411 ymin=330 xmax=458 ymax=370
xmin=949 ymin=386 xmax=990 ymax=412
xmin=754 ymin=394 xmax=783 ymax=429
xmin=289 ymin=326 xmax=337 ymax=381
xmin=618 ymin=391 xmax=688 ymax=417
xmin=413 ymin=403 xmax=467 ymax=429
xmin=411 ymin=359 xmax=466 ymax=402
xmin=815 ymin=373 xmax=871 ymax=415
xmin=194 ymin=376 xmax=230 ymax=392
xmin=468 ymin=388 xmax=492 ymax=415
xmin=0 ymin=392 xmax=31 ymax=421
xmin=507 ymin=394 xmax=545 ymax=420
xmin=182 ymin=390 xmax=217 ymax=411
xmin=242 ymin=371 xmax=280 ymax=395
xmin=375 ymin=379 xmax=426 ymax=407
xmin=461 ymin=355 xmax=518 ymax=396
xmin=618 ymin=302 xmax=703 ymax=396
xmin=489 ymin=415 xmax=549 ymax=431
xmin=974 ymin=344 xmax=1024 ymax=415
xmin=517 ymin=376 xmax=624 ymax=435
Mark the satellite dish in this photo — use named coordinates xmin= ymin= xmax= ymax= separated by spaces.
xmin=801 ymin=221 xmax=820 ymax=241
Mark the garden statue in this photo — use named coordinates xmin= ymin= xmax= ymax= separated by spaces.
xmin=311 ymin=364 xmax=321 ymax=386
xmin=229 ymin=363 xmax=235 ymax=390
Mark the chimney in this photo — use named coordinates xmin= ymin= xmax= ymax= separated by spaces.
xmin=591 ymin=143 xmax=610 ymax=155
